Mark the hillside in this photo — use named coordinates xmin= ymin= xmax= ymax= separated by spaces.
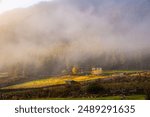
xmin=0 ymin=0 xmax=150 ymax=100
xmin=2 ymin=75 xmax=106 ymax=89
xmin=0 ymin=70 xmax=150 ymax=100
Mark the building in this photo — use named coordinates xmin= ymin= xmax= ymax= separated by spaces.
xmin=0 ymin=73 xmax=9 ymax=78
xmin=91 ymin=68 xmax=103 ymax=75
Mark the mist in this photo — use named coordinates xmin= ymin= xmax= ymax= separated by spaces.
xmin=0 ymin=0 xmax=150 ymax=74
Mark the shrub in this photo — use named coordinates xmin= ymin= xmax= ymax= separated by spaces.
xmin=86 ymin=82 xmax=105 ymax=94
xmin=144 ymin=88 xmax=150 ymax=100
xmin=72 ymin=67 xmax=78 ymax=75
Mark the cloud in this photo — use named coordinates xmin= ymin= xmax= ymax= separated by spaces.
xmin=0 ymin=0 xmax=54 ymax=14
xmin=0 ymin=0 xmax=150 ymax=73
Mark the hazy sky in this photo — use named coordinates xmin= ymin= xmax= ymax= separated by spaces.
xmin=0 ymin=0 xmax=150 ymax=70
xmin=0 ymin=0 xmax=53 ymax=14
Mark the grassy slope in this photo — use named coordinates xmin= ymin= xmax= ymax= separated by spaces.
xmin=0 ymin=70 xmax=146 ymax=100
xmin=35 ymin=95 xmax=145 ymax=100
xmin=102 ymin=70 xmax=142 ymax=75
xmin=2 ymin=70 xmax=141 ymax=89
xmin=3 ymin=75 xmax=107 ymax=89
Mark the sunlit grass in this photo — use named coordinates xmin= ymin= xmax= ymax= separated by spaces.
xmin=3 ymin=75 xmax=107 ymax=89
xmin=3 ymin=70 xmax=140 ymax=89
xmin=102 ymin=70 xmax=141 ymax=75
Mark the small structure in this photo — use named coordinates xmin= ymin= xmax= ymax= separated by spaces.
xmin=91 ymin=68 xmax=103 ymax=75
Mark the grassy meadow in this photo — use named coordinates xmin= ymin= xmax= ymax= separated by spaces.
xmin=2 ymin=70 xmax=140 ymax=89
xmin=2 ymin=75 xmax=107 ymax=89
xmin=0 ymin=70 xmax=150 ymax=100
xmin=35 ymin=95 xmax=145 ymax=100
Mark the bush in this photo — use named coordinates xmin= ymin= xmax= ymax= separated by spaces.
xmin=86 ymin=82 xmax=105 ymax=94
xmin=144 ymin=88 xmax=150 ymax=100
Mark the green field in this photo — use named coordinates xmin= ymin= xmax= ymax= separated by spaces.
xmin=102 ymin=70 xmax=142 ymax=75
xmin=35 ymin=95 xmax=145 ymax=100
